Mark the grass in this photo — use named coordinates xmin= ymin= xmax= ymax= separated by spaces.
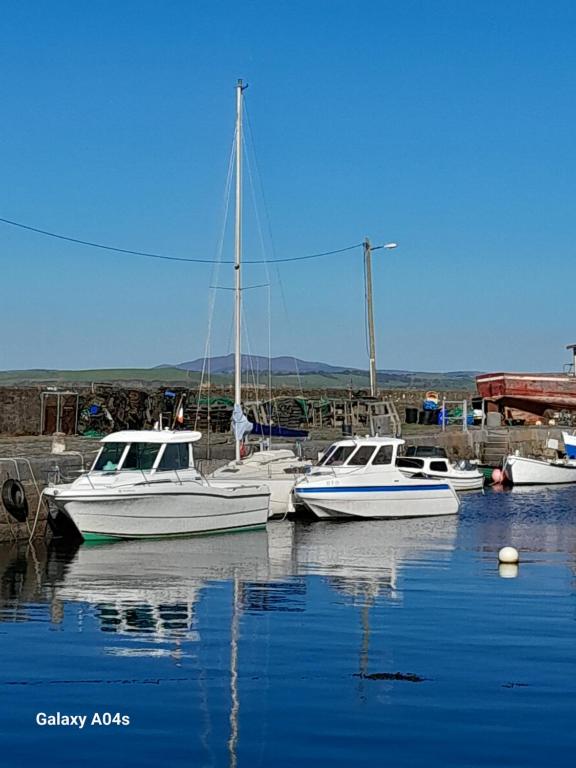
xmin=0 ymin=367 xmax=476 ymax=390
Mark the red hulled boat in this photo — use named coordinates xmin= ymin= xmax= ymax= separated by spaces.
xmin=476 ymin=344 xmax=576 ymax=416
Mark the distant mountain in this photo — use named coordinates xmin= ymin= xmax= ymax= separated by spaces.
xmin=157 ymin=354 xmax=482 ymax=378
xmin=158 ymin=354 xmax=364 ymax=375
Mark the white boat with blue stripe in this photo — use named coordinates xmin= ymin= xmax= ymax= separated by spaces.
xmin=562 ymin=431 xmax=576 ymax=459
xmin=294 ymin=436 xmax=460 ymax=519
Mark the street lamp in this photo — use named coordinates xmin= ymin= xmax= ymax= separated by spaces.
xmin=363 ymin=238 xmax=398 ymax=398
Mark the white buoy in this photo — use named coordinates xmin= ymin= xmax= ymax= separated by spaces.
xmin=498 ymin=546 xmax=519 ymax=564
xmin=499 ymin=563 xmax=519 ymax=579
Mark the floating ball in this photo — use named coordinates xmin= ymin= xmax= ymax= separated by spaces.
xmin=492 ymin=468 xmax=504 ymax=484
xmin=498 ymin=546 xmax=519 ymax=564
xmin=499 ymin=563 xmax=519 ymax=579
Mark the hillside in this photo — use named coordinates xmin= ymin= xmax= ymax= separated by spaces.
xmin=0 ymin=362 xmax=479 ymax=390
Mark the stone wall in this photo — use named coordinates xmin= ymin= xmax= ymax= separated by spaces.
xmin=0 ymin=384 xmax=474 ymax=437
xmin=0 ymin=388 xmax=42 ymax=435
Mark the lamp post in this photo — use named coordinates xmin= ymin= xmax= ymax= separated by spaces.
xmin=363 ymin=238 xmax=398 ymax=398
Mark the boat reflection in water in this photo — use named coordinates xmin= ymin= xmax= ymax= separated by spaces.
xmin=294 ymin=516 xmax=458 ymax=601
xmin=53 ymin=528 xmax=304 ymax=655
xmin=0 ymin=517 xmax=459 ymax=635
xmin=292 ymin=516 xmax=458 ymax=695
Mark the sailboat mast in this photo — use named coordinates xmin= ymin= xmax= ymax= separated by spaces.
xmin=234 ymin=79 xmax=245 ymax=462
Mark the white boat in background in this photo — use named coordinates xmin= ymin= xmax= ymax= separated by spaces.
xmin=293 ymin=436 xmax=460 ymax=519
xmin=562 ymin=431 xmax=576 ymax=459
xmin=44 ymin=430 xmax=270 ymax=541
xmin=397 ymin=453 xmax=484 ymax=491
xmin=503 ymin=453 xmax=576 ymax=485
xmin=210 ymin=448 xmax=309 ymax=517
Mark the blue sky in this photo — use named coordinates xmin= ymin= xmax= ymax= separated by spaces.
xmin=0 ymin=0 xmax=574 ymax=372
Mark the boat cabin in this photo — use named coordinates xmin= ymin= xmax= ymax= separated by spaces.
xmin=91 ymin=430 xmax=201 ymax=474
xmin=397 ymin=456 xmax=451 ymax=474
xmin=315 ymin=436 xmax=404 ymax=470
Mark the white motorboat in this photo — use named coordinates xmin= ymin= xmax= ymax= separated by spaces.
xmin=44 ymin=430 xmax=270 ymax=541
xmin=293 ymin=436 xmax=460 ymax=519
xmin=210 ymin=448 xmax=309 ymax=518
xmin=503 ymin=453 xmax=576 ymax=485
xmin=396 ymin=453 xmax=484 ymax=491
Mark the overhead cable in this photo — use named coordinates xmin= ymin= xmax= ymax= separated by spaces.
xmin=0 ymin=215 xmax=361 ymax=265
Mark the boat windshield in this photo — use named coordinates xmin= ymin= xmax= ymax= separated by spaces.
xmin=318 ymin=444 xmax=338 ymax=465
xmin=123 ymin=443 xmax=162 ymax=471
xmin=158 ymin=443 xmax=191 ymax=470
xmin=94 ymin=443 xmax=127 ymax=471
xmin=347 ymin=446 xmax=377 ymax=466
xmin=322 ymin=445 xmax=355 ymax=466
xmin=372 ymin=445 xmax=394 ymax=465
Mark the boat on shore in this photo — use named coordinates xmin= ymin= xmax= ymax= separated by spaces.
xmin=293 ymin=436 xmax=460 ymax=519
xmin=476 ymin=345 xmax=576 ymax=416
xmin=44 ymin=430 xmax=270 ymax=541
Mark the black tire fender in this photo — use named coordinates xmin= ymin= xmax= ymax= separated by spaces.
xmin=1 ymin=479 xmax=29 ymax=523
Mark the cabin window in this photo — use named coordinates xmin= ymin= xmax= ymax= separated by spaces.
xmin=94 ymin=443 xmax=127 ymax=471
xmin=319 ymin=444 xmax=338 ymax=465
xmin=123 ymin=443 xmax=161 ymax=471
xmin=372 ymin=445 xmax=394 ymax=465
xmin=323 ymin=445 xmax=355 ymax=466
xmin=347 ymin=446 xmax=377 ymax=466
xmin=429 ymin=460 xmax=449 ymax=472
xmin=397 ymin=457 xmax=424 ymax=470
xmin=158 ymin=443 xmax=190 ymax=470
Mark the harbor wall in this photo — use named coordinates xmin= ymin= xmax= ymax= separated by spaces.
xmin=0 ymin=388 xmax=42 ymax=435
xmin=0 ymin=385 xmax=473 ymax=437
xmin=0 ymin=424 xmax=564 ymax=543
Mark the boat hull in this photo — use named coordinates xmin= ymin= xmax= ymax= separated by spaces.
xmin=503 ymin=455 xmax=576 ymax=485
xmin=562 ymin=431 xmax=576 ymax=459
xmin=210 ymin=477 xmax=300 ymax=518
xmin=398 ymin=469 xmax=484 ymax=492
xmin=476 ymin=372 xmax=576 ymax=415
xmin=209 ymin=451 xmax=308 ymax=518
xmin=45 ymin=485 xmax=270 ymax=540
xmin=294 ymin=482 xmax=459 ymax=519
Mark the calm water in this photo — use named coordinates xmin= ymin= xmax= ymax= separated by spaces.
xmin=1 ymin=487 xmax=576 ymax=767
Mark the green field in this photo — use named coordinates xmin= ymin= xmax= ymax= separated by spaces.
xmin=0 ymin=367 xmax=476 ymax=390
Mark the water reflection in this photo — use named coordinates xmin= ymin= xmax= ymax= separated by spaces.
xmin=2 ymin=504 xmax=576 ymax=767
xmin=460 ymin=486 xmax=576 ymax=557
xmin=0 ymin=517 xmax=463 ymax=634
xmin=294 ymin=516 xmax=458 ymax=601
xmin=0 ymin=540 xmax=74 ymax=624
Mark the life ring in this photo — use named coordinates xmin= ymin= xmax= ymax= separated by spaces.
xmin=1 ymin=479 xmax=29 ymax=523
